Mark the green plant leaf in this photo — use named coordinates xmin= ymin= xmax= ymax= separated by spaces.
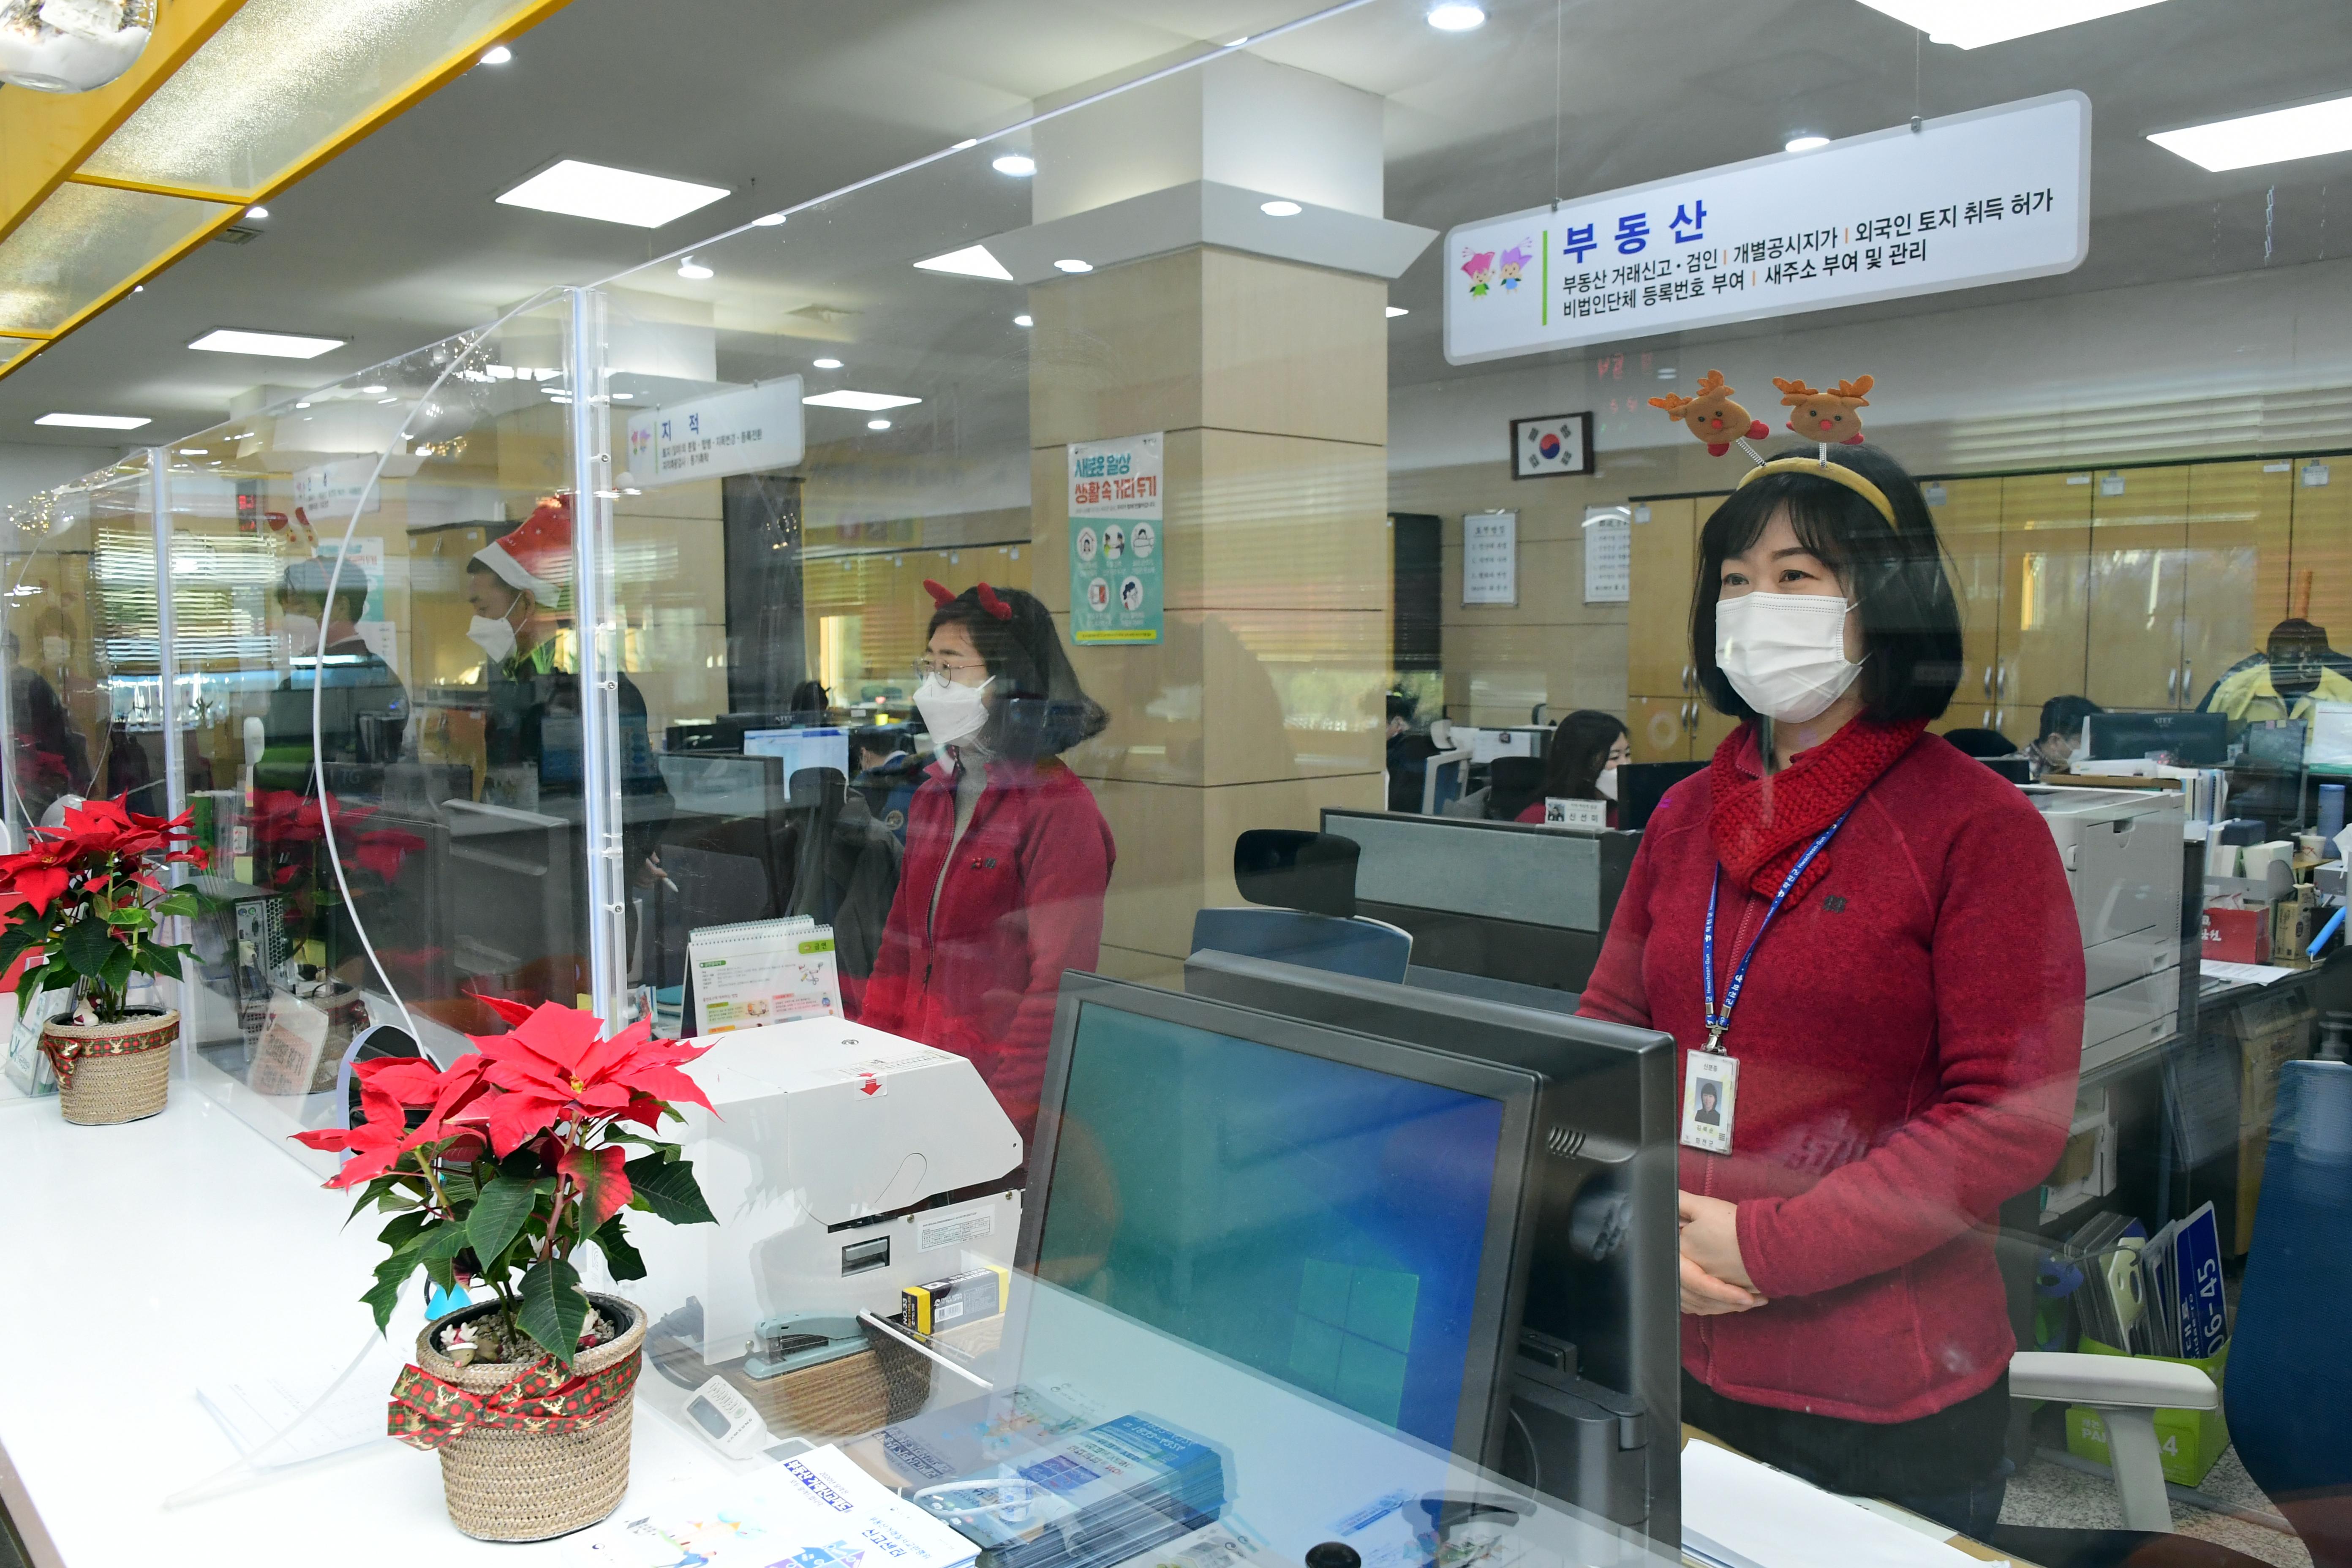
xmin=152 ymin=890 xmax=200 ymax=919
xmin=96 ymin=941 xmax=134 ymax=1000
xmin=346 ymin=1176 xmax=404 ymax=1225
xmin=588 ymin=1215 xmax=646 ymax=1282
xmin=377 ymin=1210 xmax=430 ymax=1252
xmin=58 ymin=916 xmax=116 ymax=980
xmin=467 ymin=1174 xmax=536 ymax=1268
xmin=623 ymin=1154 xmax=717 ymax=1226
xmin=515 ymin=1258 xmax=591 ymax=1367
xmin=365 ymin=1250 xmax=423 ymax=1332
xmin=418 ymin=1223 xmax=473 ymax=1290
xmin=435 ymin=1168 xmax=479 ymax=1204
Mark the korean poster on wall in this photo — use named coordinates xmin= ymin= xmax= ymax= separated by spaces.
xmin=1069 ymin=432 xmax=1163 ymax=645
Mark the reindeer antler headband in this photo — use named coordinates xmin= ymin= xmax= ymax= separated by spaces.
xmin=1651 ymin=368 xmax=1897 ymax=527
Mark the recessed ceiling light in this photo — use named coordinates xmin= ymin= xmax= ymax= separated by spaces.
xmin=189 ymin=328 xmax=345 ymax=359
xmin=37 ymin=413 xmax=150 ymax=429
xmin=1053 ymin=258 xmax=1092 ymax=273
xmin=992 ymin=154 xmax=1037 ymax=177
xmin=177 ymin=448 xmax=207 ymax=455
xmin=479 ymin=44 xmax=512 ymax=64
xmin=294 ymin=400 xmax=310 ymax=408
xmin=867 ymin=418 xmax=893 ymax=431
xmin=495 ymin=159 xmax=730 ymax=229
xmin=1386 ymin=305 xmax=1410 ymax=318
xmin=245 ymin=205 xmax=269 ymax=220
xmin=751 ymin=211 xmax=787 ymax=226
xmin=914 ymin=244 xmax=1014 ymax=280
xmin=1426 ymin=3 xmax=1486 ymax=30
xmin=612 ymin=392 xmax=634 ymax=400
xmin=1851 ymin=0 xmax=2171 ymax=47
xmin=1260 ymin=199 xmax=1303 ymax=217
xmin=1013 ymin=314 xmax=1034 ymax=327
xmin=952 ymin=138 xmax=979 ymax=151
xmin=132 ymin=284 xmax=142 ymax=293
xmin=1785 ymin=134 xmax=1830 ymax=153
xmin=677 ymin=258 xmax=713 ymax=280
xmin=812 ymin=357 xmax=844 ymax=370
xmin=361 ymin=384 xmax=387 ymax=394
xmin=803 ymin=390 xmax=920 ymax=411
xmin=2150 ymin=92 xmax=2352 ymax=172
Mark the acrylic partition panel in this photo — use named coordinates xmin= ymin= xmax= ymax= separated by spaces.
xmin=144 ymin=293 xmax=593 ymax=1165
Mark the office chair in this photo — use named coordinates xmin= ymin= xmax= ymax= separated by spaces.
xmin=1943 ymin=726 xmax=2018 ymax=759
xmin=1189 ymin=828 xmax=1412 ymax=983
xmin=2224 ymin=1059 xmax=2352 ymax=1568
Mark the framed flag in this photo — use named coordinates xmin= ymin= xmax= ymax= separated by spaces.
xmin=1510 ymin=411 xmax=1595 ymax=479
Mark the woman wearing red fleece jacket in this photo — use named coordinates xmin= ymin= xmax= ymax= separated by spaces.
xmin=859 ymin=583 xmax=1115 ymax=1146
xmin=1577 ymin=444 xmax=2082 ymax=1539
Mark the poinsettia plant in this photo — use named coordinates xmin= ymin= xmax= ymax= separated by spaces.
xmin=294 ymin=997 xmax=719 ymax=1367
xmin=0 ymin=796 xmax=207 ymax=1024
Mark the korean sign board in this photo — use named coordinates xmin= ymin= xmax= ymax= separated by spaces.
xmin=1069 ymin=433 xmax=1163 ymax=645
xmin=1444 ymin=92 xmax=2089 ymax=365
xmin=623 ymin=376 xmax=805 ymax=487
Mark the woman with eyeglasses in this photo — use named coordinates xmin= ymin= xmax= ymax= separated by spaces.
xmin=856 ymin=581 xmax=1113 ymax=1143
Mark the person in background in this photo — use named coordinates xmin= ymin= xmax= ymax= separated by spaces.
xmin=1516 ymin=710 xmax=1632 ymax=826
xmin=857 ymin=581 xmax=1114 ymax=1143
xmin=260 ymin=558 xmax=408 ymax=788
xmin=787 ymin=678 xmax=833 ymax=726
xmin=1575 ymin=443 xmax=2081 ymax=1538
xmin=2027 ymin=694 xmax=2103 ymax=778
xmin=848 ymin=724 xmax=923 ymax=841
xmin=1384 ymin=689 xmax=1438 ymax=813
xmin=5 ymin=630 xmax=87 ymax=823
xmin=2198 ymin=618 xmax=2352 ymax=724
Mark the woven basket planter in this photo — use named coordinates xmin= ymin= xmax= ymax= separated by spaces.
xmin=41 ymin=1008 xmax=176 ymax=1126
xmin=408 ymin=1294 xmax=645 ymax=1542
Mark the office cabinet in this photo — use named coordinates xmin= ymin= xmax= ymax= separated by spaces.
xmin=1933 ymin=476 xmax=2005 ymax=734
xmin=1998 ymin=471 xmax=2095 ymax=729
xmin=2088 ymin=466 xmax=2191 ymax=710
xmin=1629 ymin=694 xmax=1694 ymax=762
xmin=1627 ymin=498 xmax=1699 ymax=697
xmin=2289 ymin=461 xmax=2352 ymax=646
xmin=2183 ymin=460 xmax=2287 ymax=709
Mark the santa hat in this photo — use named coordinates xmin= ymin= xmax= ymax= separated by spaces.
xmin=471 ymin=495 xmax=572 ymax=598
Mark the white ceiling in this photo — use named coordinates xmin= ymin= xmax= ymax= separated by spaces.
xmin=3 ymin=0 xmax=2348 ymax=465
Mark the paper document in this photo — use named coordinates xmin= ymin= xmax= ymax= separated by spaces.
xmin=1682 ymin=1439 xmax=1982 ymax=1568
xmin=575 ymin=1443 xmax=979 ymax=1568
xmin=2200 ymin=960 xmax=2299 ymax=988
xmin=689 ymin=916 xmax=842 ymax=1035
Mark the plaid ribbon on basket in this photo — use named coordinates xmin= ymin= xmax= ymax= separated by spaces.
xmin=387 ymin=1349 xmax=640 ymax=1451
xmin=37 ymin=1019 xmax=176 ymax=1090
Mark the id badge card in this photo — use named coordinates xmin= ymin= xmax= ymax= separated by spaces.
xmin=1680 ymin=1051 xmax=1738 ymax=1154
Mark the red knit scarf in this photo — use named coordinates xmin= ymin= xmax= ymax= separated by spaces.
xmin=1708 ymin=716 xmax=1928 ymax=902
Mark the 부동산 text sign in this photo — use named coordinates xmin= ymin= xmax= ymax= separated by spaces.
xmin=1445 ymin=92 xmax=2090 ymax=364
xmin=623 ymin=376 xmax=805 ymax=487
xmin=1069 ymin=432 xmax=1163 ymax=645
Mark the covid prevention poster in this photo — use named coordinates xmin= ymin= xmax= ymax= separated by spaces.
xmin=1069 ymin=432 xmax=1163 ymax=645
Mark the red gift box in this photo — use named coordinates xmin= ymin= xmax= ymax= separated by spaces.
xmin=2201 ymin=904 xmax=2268 ymax=965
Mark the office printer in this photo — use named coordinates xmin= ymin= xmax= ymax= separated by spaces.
xmin=626 ymin=1018 xmax=1025 ymax=1377
xmin=2027 ymin=787 xmax=2186 ymax=1070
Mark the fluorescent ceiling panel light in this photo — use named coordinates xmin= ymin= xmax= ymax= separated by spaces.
xmin=803 ymin=390 xmax=920 ymax=411
xmin=2149 ymin=93 xmax=2352 ymax=172
xmin=914 ymin=244 xmax=1014 ymax=280
xmin=1426 ymin=3 xmax=1485 ymax=30
xmin=495 ymin=159 xmax=729 ymax=229
xmin=1386 ymin=305 xmax=1410 ymax=318
xmin=812 ymin=357 xmax=843 ymax=369
xmin=677 ymin=258 xmax=713 ymax=280
xmin=361 ymin=384 xmax=386 ymax=394
xmin=37 ymin=412 xmax=150 ymax=429
xmin=1260 ymin=200 xmax=1303 ymax=217
xmin=992 ymin=154 xmax=1036 ymax=177
xmin=189 ymin=328 xmax=344 ymax=359
xmin=1053 ymin=258 xmax=1092 ymax=273
xmin=1785 ymin=135 xmax=1830 ymax=152
xmin=1849 ymin=0 xmax=2171 ymax=48
xmin=178 ymin=448 xmax=207 ymax=455
xmin=866 ymin=419 xmax=893 ymax=430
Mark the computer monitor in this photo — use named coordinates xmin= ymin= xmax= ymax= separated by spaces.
xmin=1617 ymin=761 xmax=1704 ymax=833
xmin=1018 ymin=973 xmax=1543 ymax=1465
xmin=1178 ymin=950 xmax=1678 ymax=1550
xmin=440 ymin=799 xmax=580 ymax=992
xmin=657 ymin=751 xmax=787 ymax=820
xmin=1421 ymin=751 xmax=1472 ymax=815
xmin=743 ymin=726 xmax=850 ymax=781
xmin=2082 ymin=710 xmax=2227 ymax=767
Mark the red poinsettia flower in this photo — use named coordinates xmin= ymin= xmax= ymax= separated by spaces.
xmin=291 ymin=1056 xmax=491 ymax=1187
xmin=452 ymin=1000 xmax=715 ymax=1159
xmin=0 ymin=798 xmax=198 ymax=915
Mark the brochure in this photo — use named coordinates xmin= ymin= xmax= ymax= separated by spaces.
xmin=575 ymin=1443 xmax=978 ymax=1568
xmin=689 ymin=915 xmax=842 ymax=1035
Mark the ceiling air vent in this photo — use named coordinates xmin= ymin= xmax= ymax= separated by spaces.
xmin=212 ymin=226 xmax=263 ymax=245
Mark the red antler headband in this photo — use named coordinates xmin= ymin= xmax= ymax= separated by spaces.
xmin=922 ymin=579 xmax=956 ymax=606
xmin=975 ymin=583 xmax=1013 ymax=621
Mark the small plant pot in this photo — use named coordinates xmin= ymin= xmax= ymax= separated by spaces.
xmin=41 ymin=1008 xmax=176 ymax=1126
xmin=406 ymin=1294 xmax=645 ymax=1542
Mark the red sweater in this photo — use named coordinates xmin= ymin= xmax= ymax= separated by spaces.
xmin=1577 ymin=726 xmax=2082 ymax=1423
xmin=857 ymin=755 xmax=1115 ymax=1145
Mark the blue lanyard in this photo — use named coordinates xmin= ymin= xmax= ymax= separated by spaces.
xmin=1701 ymin=804 xmax=1856 ymax=1054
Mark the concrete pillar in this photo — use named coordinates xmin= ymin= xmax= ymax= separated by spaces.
xmin=1012 ymin=54 xmax=1433 ymax=983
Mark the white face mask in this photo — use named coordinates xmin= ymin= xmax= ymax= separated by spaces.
xmin=914 ymin=671 xmax=993 ymax=748
xmin=1596 ymin=765 xmax=1619 ymax=801
xmin=467 ymin=613 xmax=517 ymax=664
xmin=1715 ymin=591 xmax=1864 ymax=724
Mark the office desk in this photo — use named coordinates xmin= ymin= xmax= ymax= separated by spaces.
xmin=1 ymin=1064 xmax=2017 ymax=1568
